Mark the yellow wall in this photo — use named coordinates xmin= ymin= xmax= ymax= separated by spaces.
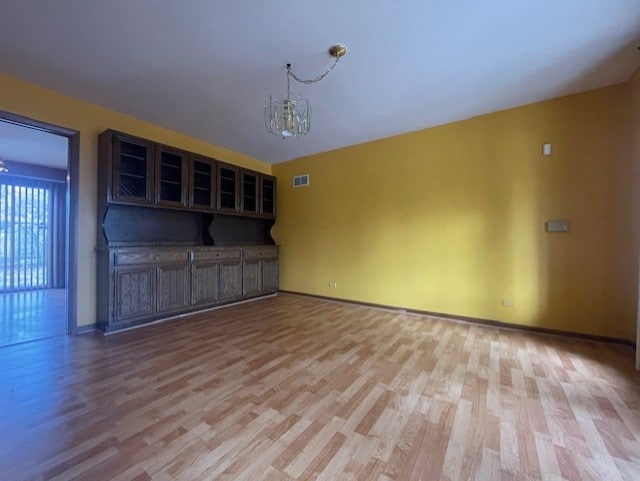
xmin=2 ymin=68 xmax=638 ymax=340
xmin=273 ymin=79 xmax=639 ymax=340
xmin=0 ymin=72 xmax=270 ymax=327
xmin=630 ymin=68 xmax=640 ymax=351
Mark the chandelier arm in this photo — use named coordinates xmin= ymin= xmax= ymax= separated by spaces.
xmin=288 ymin=56 xmax=341 ymax=85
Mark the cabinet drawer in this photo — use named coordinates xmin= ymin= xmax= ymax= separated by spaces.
xmin=114 ymin=250 xmax=189 ymax=266
xmin=191 ymin=249 xmax=241 ymax=262
xmin=243 ymin=246 xmax=278 ymax=260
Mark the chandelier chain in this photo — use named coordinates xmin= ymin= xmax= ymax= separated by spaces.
xmin=265 ymin=44 xmax=346 ymax=139
xmin=288 ymin=56 xmax=341 ymax=85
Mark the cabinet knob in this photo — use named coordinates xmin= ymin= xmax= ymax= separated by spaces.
xmin=154 ymin=255 xmax=160 ymax=261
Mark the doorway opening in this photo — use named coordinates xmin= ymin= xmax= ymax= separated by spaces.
xmin=0 ymin=112 xmax=79 ymax=347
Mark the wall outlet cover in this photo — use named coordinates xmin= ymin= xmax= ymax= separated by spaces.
xmin=502 ymin=299 xmax=515 ymax=308
xmin=546 ymin=220 xmax=570 ymax=232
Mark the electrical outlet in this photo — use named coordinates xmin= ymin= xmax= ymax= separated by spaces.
xmin=329 ymin=281 xmax=337 ymax=288
xmin=502 ymin=299 xmax=515 ymax=308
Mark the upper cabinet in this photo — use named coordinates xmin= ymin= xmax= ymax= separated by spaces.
xmin=156 ymin=145 xmax=188 ymax=208
xmin=217 ymin=162 xmax=239 ymax=214
xmin=111 ymin=133 xmax=154 ymax=205
xmin=189 ymin=155 xmax=217 ymax=211
xmin=260 ymin=175 xmax=276 ymax=218
xmin=241 ymin=170 xmax=259 ymax=216
xmin=99 ymin=129 xmax=275 ymax=219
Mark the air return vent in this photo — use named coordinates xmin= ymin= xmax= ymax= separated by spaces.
xmin=293 ymin=174 xmax=310 ymax=187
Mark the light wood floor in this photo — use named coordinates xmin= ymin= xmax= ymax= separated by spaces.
xmin=1 ymin=294 xmax=639 ymax=481
xmin=0 ymin=288 xmax=66 ymax=347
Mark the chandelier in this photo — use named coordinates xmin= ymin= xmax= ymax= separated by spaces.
xmin=265 ymin=44 xmax=347 ymax=139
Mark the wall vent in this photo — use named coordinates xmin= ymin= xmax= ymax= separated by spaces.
xmin=292 ymin=174 xmax=310 ymax=187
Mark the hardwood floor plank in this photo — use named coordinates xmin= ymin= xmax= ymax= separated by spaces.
xmin=1 ymin=293 xmax=639 ymax=480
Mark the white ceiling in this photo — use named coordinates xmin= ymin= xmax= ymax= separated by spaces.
xmin=0 ymin=1 xmax=638 ymax=164
xmin=0 ymin=121 xmax=68 ymax=168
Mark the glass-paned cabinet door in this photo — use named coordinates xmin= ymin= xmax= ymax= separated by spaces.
xmin=217 ymin=163 xmax=239 ymax=213
xmin=261 ymin=175 xmax=276 ymax=218
xmin=190 ymin=155 xmax=216 ymax=211
xmin=112 ymin=134 xmax=154 ymax=204
xmin=241 ymin=171 xmax=259 ymax=215
xmin=156 ymin=146 xmax=188 ymax=207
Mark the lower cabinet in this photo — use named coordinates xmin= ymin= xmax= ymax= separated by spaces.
xmin=157 ymin=264 xmax=190 ymax=313
xmin=191 ymin=262 xmax=219 ymax=307
xmin=243 ymin=246 xmax=279 ymax=297
xmin=114 ymin=266 xmax=155 ymax=323
xmin=263 ymin=257 xmax=279 ymax=294
xmin=98 ymin=245 xmax=278 ymax=331
xmin=219 ymin=259 xmax=243 ymax=302
xmin=242 ymin=259 xmax=262 ymax=297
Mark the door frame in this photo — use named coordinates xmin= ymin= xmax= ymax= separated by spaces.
xmin=0 ymin=110 xmax=80 ymax=334
xmin=637 ymin=279 xmax=640 ymax=370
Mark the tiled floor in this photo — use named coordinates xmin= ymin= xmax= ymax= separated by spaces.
xmin=0 ymin=288 xmax=66 ymax=347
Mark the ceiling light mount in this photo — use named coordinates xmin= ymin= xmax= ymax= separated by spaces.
xmin=329 ymin=44 xmax=348 ymax=58
xmin=265 ymin=44 xmax=348 ymax=139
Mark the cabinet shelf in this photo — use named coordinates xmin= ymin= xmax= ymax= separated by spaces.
xmin=121 ymin=153 xmax=146 ymax=162
xmin=98 ymin=129 xmax=279 ymax=332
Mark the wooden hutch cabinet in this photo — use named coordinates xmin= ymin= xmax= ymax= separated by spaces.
xmin=97 ymin=130 xmax=278 ymax=332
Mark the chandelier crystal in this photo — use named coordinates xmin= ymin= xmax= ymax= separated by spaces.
xmin=264 ymin=44 xmax=347 ymax=139
xmin=264 ymin=65 xmax=310 ymax=139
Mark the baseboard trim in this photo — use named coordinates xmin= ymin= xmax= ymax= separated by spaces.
xmin=278 ymin=291 xmax=636 ymax=349
xmin=76 ymin=324 xmax=96 ymax=334
xmin=102 ymin=294 xmax=277 ymax=335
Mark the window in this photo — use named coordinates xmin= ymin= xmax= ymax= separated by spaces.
xmin=0 ymin=177 xmax=53 ymax=291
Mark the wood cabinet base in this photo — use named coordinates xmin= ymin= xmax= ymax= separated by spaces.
xmin=97 ymin=245 xmax=278 ymax=333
